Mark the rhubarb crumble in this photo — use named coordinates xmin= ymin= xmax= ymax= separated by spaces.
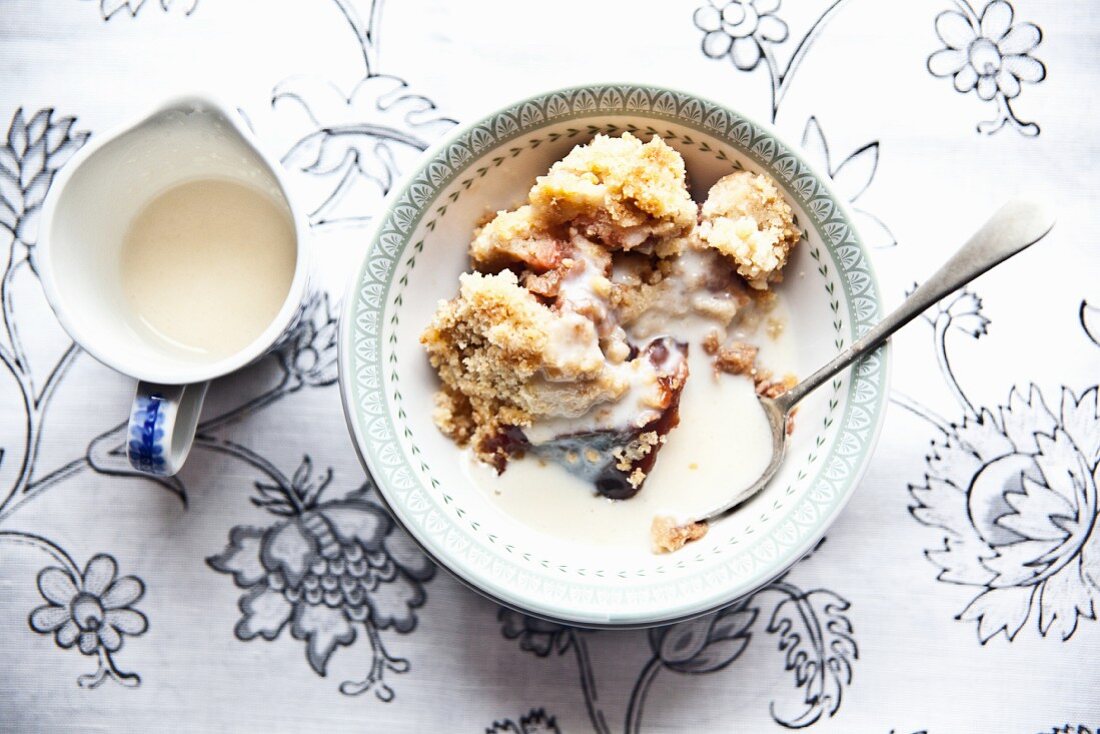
xmin=696 ymin=170 xmax=800 ymax=289
xmin=421 ymin=132 xmax=801 ymax=552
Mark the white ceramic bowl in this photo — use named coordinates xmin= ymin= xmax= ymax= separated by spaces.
xmin=339 ymin=84 xmax=888 ymax=627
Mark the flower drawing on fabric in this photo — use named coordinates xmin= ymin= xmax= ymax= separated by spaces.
xmin=911 ymin=386 xmax=1100 ymax=642
xmin=689 ymin=0 xmax=853 ymax=122
xmin=693 ymin=0 xmax=788 ymax=70
xmin=929 ymin=288 xmax=991 ymax=339
xmin=28 ymin=554 xmax=147 ymax=688
xmin=928 ymin=0 xmax=1045 ymax=135
xmin=903 ymin=290 xmax=1100 ymax=644
xmin=208 ymin=460 xmax=434 ymax=701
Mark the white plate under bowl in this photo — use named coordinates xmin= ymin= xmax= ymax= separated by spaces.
xmin=338 ymin=84 xmax=888 ymax=628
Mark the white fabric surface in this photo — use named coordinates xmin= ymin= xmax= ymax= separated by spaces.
xmin=0 ymin=1 xmax=1097 ymax=732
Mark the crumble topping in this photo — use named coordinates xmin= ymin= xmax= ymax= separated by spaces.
xmin=421 ymin=269 xmax=628 ymax=468
xmin=713 ymin=341 xmax=759 ymax=377
xmin=470 ymin=205 xmax=564 ymax=273
xmin=528 ymin=133 xmax=696 ymax=255
xmin=651 ymin=516 xmax=709 ymax=553
xmin=613 ymin=431 xmax=661 ymax=473
xmin=696 ymin=171 xmax=801 ymax=289
xmin=756 ymin=372 xmax=798 ymax=399
xmin=612 ymin=244 xmax=752 ymax=336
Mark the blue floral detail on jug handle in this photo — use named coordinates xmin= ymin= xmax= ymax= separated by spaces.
xmin=129 ymin=395 xmax=167 ymax=474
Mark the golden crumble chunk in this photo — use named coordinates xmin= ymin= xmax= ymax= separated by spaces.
xmin=421 ymin=270 xmax=628 ymax=468
xmin=696 ymin=170 xmax=800 ymax=289
xmin=529 ymin=133 xmax=696 ymax=255
xmin=651 ymin=516 xmax=709 ymax=553
xmin=714 ymin=341 xmax=759 ymax=376
xmin=470 ymin=205 xmax=565 ymax=273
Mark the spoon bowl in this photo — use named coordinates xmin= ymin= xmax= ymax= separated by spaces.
xmin=690 ymin=199 xmax=1055 ymax=526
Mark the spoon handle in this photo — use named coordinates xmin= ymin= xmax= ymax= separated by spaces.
xmin=777 ymin=199 xmax=1055 ymax=413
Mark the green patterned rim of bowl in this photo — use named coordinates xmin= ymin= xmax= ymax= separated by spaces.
xmin=338 ymin=83 xmax=889 ymax=627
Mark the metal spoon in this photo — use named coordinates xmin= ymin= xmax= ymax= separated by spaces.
xmin=691 ymin=199 xmax=1056 ymax=525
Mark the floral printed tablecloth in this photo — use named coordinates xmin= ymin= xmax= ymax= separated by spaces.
xmin=1 ymin=1 xmax=1097 ymax=732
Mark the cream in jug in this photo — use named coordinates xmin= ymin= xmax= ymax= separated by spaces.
xmin=120 ymin=178 xmax=296 ymax=360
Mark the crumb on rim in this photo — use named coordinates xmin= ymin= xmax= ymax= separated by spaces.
xmin=651 ymin=516 xmax=709 ymax=553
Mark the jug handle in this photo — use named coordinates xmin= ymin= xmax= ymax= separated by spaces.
xmin=126 ymin=382 xmax=209 ymax=476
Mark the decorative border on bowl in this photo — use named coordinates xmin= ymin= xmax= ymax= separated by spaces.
xmin=345 ymin=84 xmax=886 ymax=623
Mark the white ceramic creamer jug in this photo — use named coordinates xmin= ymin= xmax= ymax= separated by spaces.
xmin=37 ymin=96 xmax=310 ymax=476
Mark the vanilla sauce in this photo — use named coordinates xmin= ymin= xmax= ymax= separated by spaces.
xmin=120 ymin=178 xmax=296 ymax=360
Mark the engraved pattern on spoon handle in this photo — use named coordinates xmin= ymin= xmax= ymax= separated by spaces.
xmin=776 ymin=199 xmax=1055 ymax=415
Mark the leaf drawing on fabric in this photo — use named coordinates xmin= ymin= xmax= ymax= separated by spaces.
xmin=690 ymin=4 xmax=897 ymax=250
xmin=0 ymin=108 xmax=88 ymax=248
xmin=631 ymin=574 xmax=858 ymax=730
xmin=801 ymin=116 xmax=896 ymax=249
xmin=647 ymin=601 xmax=758 ymax=675
xmin=498 ymin=610 xmax=610 ymax=734
xmin=265 ymin=0 xmax=456 ymax=228
xmin=1081 ymin=300 xmax=1100 ymax=349
xmin=765 ymin=585 xmax=857 ymax=728
xmin=273 ymin=75 xmax=455 ymax=227
xmin=0 ymin=108 xmax=88 ymax=522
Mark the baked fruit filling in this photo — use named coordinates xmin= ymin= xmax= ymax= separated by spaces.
xmin=421 ymin=132 xmax=800 ymax=550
